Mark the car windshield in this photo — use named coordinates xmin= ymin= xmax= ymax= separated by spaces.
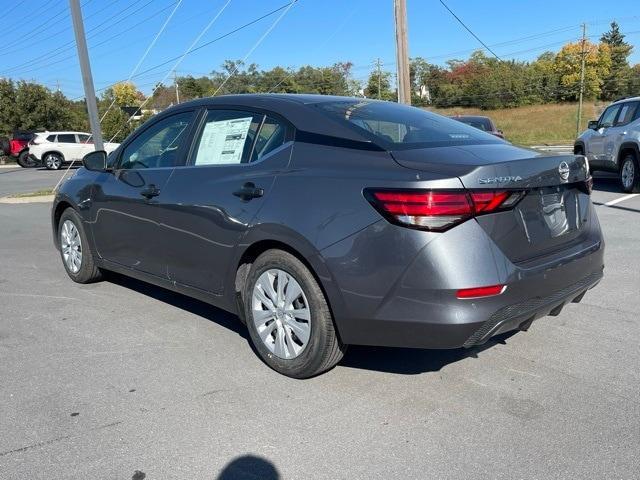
xmin=313 ymin=100 xmax=501 ymax=149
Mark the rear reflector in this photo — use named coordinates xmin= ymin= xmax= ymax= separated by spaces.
xmin=457 ymin=284 xmax=506 ymax=299
xmin=365 ymin=189 xmax=524 ymax=231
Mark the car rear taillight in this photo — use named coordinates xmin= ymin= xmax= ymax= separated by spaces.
xmin=365 ymin=189 xmax=525 ymax=231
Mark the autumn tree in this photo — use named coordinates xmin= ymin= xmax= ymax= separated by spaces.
xmin=553 ymin=41 xmax=611 ymax=100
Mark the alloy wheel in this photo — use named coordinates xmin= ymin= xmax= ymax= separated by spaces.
xmin=46 ymin=154 xmax=61 ymax=169
xmin=622 ymin=158 xmax=635 ymax=190
xmin=60 ymin=220 xmax=82 ymax=273
xmin=252 ymin=268 xmax=311 ymax=360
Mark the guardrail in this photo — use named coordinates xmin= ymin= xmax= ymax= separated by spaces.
xmin=530 ymin=145 xmax=574 ymax=154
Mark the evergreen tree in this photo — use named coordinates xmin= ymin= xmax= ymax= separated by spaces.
xmin=600 ymin=21 xmax=633 ymax=100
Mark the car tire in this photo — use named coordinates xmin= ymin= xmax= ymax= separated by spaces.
xmin=619 ymin=153 xmax=640 ymax=193
xmin=17 ymin=150 xmax=37 ymax=168
xmin=244 ymin=249 xmax=346 ymax=378
xmin=44 ymin=152 xmax=63 ymax=170
xmin=58 ymin=208 xmax=103 ymax=284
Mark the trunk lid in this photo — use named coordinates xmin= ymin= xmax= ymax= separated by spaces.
xmin=391 ymin=144 xmax=595 ymax=265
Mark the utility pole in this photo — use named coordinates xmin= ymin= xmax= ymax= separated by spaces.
xmin=576 ymin=23 xmax=587 ymax=137
xmin=69 ymin=0 xmax=103 ymax=150
xmin=394 ymin=0 xmax=411 ymax=105
xmin=375 ymin=58 xmax=382 ymax=99
xmin=173 ymin=70 xmax=180 ymax=104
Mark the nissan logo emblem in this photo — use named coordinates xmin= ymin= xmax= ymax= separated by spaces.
xmin=558 ymin=161 xmax=570 ymax=181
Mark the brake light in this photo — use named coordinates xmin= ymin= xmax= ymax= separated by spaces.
xmin=457 ymin=284 xmax=506 ymax=299
xmin=365 ymin=189 xmax=524 ymax=231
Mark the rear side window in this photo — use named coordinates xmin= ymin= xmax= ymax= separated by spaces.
xmin=57 ymin=134 xmax=76 ymax=143
xmin=46 ymin=135 xmax=56 ymax=142
xmin=192 ymin=110 xmax=262 ymax=166
xmin=615 ymin=102 xmax=638 ymax=126
xmin=77 ymin=134 xmax=92 ymax=144
xmin=251 ymin=116 xmax=287 ymax=162
xmin=314 ymin=100 xmax=499 ymax=149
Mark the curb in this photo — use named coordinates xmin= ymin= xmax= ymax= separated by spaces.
xmin=0 ymin=195 xmax=54 ymax=204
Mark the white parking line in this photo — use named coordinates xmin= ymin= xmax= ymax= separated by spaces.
xmin=601 ymin=194 xmax=639 ymax=207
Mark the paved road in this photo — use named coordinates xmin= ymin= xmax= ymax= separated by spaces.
xmin=0 ymin=171 xmax=638 ymax=479
xmin=0 ymin=166 xmax=76 ymax=197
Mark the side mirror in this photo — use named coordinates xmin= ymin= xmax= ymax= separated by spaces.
xmin=82 ymin=150 xmax=108 ymax=172
xmin=587 ymin=120 xmax=599 ymax=130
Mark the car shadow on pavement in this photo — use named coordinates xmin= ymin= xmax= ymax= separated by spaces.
xmin=104 ymin=271 xmax=248 ymax=339
xmin=592 ymin=174 xmax=621 ymax=193
xmin=340 ymin=331 xmax=517 ymax=375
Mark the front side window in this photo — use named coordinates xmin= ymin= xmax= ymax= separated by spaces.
xmin=192 ymin=110 xmax=262 ymax=166
xmin=314 ymin=100 xmax=500 ymax=149
xmin=119 ymin=111 xmax=194 ymax=170
xmin=599 ymin=105 xmax=621 ymax=128
xmin=57 ymin=134 xmax=76 ymax=144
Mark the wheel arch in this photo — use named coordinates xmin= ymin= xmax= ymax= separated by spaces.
xmin=51 ymin=199 xmax=75 ymax=249
xmin=617 ymin=142 xmax=639 ymax=166
xmin=231 ymin=228 xmax=347 ymax=339
xmin=42 ymin=150 xmax=65 ymax=161
xmin=573 ymin=141 xmax=585 ymax=154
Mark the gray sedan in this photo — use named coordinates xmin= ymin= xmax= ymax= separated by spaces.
xmin=52 ymin=94 xmax=604 ymax=378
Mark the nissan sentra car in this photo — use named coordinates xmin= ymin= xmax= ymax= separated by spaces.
xmin=52 ymin=94 xmax=604 ymax=378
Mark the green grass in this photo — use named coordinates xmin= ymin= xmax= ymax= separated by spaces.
xmin=9 ymin=189 xmax=54 ymax=198
xmin=427 ymin=102 xmax=606 ymax=146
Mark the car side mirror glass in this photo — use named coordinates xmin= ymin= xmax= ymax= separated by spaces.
xmin=587 ymin=120 xmax=599 ymax=130
xmin=83 ymin=150 xmax=108 ymax=172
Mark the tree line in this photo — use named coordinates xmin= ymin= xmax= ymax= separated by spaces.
xmin=1 ymin=22 xmax=637 ymax=142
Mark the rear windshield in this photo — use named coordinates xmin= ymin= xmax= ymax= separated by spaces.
xmin=313 ymin=100 xmax=501 ymax=150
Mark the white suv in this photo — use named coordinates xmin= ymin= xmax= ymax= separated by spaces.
xmin=28 ymin=132 xmax=119 ymax=170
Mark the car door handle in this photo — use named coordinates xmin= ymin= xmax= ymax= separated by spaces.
xmin=140 ymin=184 xmax=161 ymax=199
xmin=233 ymin=182 xmax=264 ymax=201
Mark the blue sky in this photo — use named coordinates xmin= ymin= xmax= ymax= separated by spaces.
xmin=3 ymin=0 xmax=640 ymax=99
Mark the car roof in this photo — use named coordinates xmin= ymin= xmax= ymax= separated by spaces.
xmin=159 ymin=94 xmax=386 ymax=145
xmin=36 ymin=131 xmax=90 ymax=136
xmin=611 ymin=96 xmax=640 ymax=105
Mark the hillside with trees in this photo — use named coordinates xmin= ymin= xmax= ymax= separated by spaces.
xmin=1 ymin=22 xmax=638 ymax=145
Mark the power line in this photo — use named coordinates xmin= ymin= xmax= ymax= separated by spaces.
xmin=106 ymin=0 xmax=235 ymax=142
xmin=100 ymin=0 xmax=184 ymax=123
xmin=72 ymin=0 xmax=297 ymax=101
xmin=213 ymin=0 xmax=298 ymax=95
xmin=438 ymin=0 xmax=501 ymax=60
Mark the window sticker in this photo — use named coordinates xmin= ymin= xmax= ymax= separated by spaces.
xmin=195 ymin=116 xmax=253 ymax=165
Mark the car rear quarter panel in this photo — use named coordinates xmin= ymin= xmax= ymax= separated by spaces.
xmin=243 ymin=141 xmax=464 ymax=332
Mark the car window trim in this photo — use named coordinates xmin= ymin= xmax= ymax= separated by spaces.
xmin=113 ymin=109 xmax=197 ymax=171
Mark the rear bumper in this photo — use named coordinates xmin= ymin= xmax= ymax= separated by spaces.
xmin=322 ymin=212 xmax=605 ymax=349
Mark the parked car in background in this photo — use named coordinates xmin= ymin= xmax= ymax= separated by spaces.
xmin=574 ymin=96 xmax=640 ymax=193
xmin=451 ymin=115 xmax=505 ymax=139
xmin=0 ymin=131 xmax=37 ymax=167
xmin=29 ymin=132 xmax=120 ymax=170
xmin=53 ymin=94 xmax=603 ymax=378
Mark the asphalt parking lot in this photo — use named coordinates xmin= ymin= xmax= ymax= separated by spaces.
xmin=0 ymin=167 xmax=638 ymax=479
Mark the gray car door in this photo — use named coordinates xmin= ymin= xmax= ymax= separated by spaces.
xmin=155 ymin=109 xmax=293 ymax=294
xmin=90 ymin=110 xmax=196 ymax=277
